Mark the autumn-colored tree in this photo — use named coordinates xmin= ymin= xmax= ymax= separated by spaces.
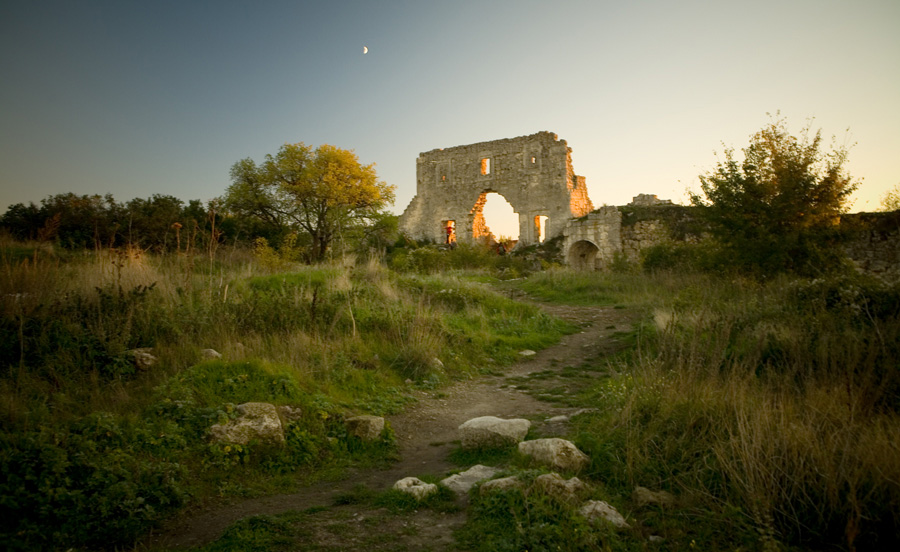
xmin=224 ymin=143 xmax=395 ymax=262
xmin=691 ymin=116 xmax=858 ymax=275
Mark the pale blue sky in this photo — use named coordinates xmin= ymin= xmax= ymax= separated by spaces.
xmin=2 ymin=0 xmax=898 ymax=237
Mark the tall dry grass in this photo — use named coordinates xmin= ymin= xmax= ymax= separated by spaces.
xmin=572 ymin=270 xmax=900 ymax=550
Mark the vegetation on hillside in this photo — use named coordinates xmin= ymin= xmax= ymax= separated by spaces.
xmin=513 ymin=269 xmax=900 ymax=551
xmin=0 ymin=240 xmax=570 ymax=551
xmin=691 ymin=115 xmax=858 ymax=276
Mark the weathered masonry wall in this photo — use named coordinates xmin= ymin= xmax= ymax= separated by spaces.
xmin=841 ymin=212 xmax=900 ymax=278
xmin=399 ymin=132 xmax=593 ymax=246
xmin=564 ymin=202 xmax=900 ymax=279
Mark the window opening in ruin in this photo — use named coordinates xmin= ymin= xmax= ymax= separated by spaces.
xmin=441 ymin=174 xmax=446 ymax=182
xmin=474 ymin=192 xmax=519 ymax=242
xmin=530 ymin=156 xmax=536 ymax=164
xmin=443 ymin=220 xmax=456 ymax=244
xmin=480 ymin=158 xmax=491 ymax=175
xmin=534 ymin=215 xmax=548 ymax=243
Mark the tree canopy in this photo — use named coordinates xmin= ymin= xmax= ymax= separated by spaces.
xmin=691 ymin=116 xmax=859 ymax=275
xmin=224 ymin=143 xmax=395 ymax=262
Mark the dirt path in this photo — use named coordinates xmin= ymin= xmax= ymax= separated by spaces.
xmin=143 ymin=302 xmax=638 ymax=551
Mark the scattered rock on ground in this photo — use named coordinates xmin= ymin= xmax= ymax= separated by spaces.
xmin=479 ymin=476 xmax=524 ymax=495
xmin=201 ymin=348 xmax=222 ymax=359
xmin=458 ymin=416 xmax=531 ymax=449
xmin=580 ymin=500 xmax=631 ymax=529
xmin=277 ymin=405 xmax=303 ymax=424
xmin=519 ymin=350 xmax=537 ymax=357
xmin=440 ymin=465 xmax=501 ymax=495
xmin=633 ymin=486 xmax=675 ymax=508
xmin=393 ymin=477 xmax=438 ymax=500
xmin=545 ymin=415 xmax=569 ymax=423
xmin=209 ymin=402 xmax=285 ymax=445
xmin=346 ymin=415 xmax=385 ymax=441
xmin=127 ymin=348 xmax=157 ymax=370
xmin=532 ymin=473 xmax=588 ymax=504
xmin=518 ymin=438 xmax=590 ymax=472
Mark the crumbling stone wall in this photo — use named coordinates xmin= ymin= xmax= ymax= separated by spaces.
xmin=841 ymin=212 xmax=900 ymax=278
xmin=562 ymin=207 xmax=621 ymax=270
xmin=621 ymin=220 xmax=669 ymax=262
xmin=399 ymin=132 xmax=593 ymax=246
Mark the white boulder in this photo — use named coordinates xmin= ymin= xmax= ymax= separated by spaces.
xmin=479 ymin=476 xmax=524 ymax=495
xmin=533 ymin=473 xmax=588 ymax=504
xmin=201 ymin=348 xmax=222 ymax=360
xmin=518 ymin=438 xmax=590 ymax=472
xmin=580 ymin=500 xmax=631 ymax=529
xmin=209 ymin=402 xmax=285 ymax=445
xmin=440 ymin=465 xmax=501 ymax=495
xmin=458 ymin=416 xmax=531 ymax=449
xmin=394 ymin=477 xmax=438 ymax=500
xmin=346 ymin=415 xmax=385 ymax=441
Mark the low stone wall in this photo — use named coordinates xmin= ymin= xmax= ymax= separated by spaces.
xmin=841 ymin=212 xmax=900 ymax=278
xmin=563 ymin=205 xmax=900 ymax=278
xmin=562 ymin=207 xmax=621 ymax=270
xmin=621 ymin=220 xmax=669 ymax=262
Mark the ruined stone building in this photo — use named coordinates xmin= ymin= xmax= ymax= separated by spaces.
xmin=398 ymin=132 xmax=899 ymax=276
xmin=399 ymin=132 xmax=593 ymax=247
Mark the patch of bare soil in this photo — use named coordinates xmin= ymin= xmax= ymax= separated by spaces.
xmin=141 ymin=303 xmax=638 ymax=551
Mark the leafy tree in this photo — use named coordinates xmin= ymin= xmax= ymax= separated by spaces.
xmin=124 ymin=194 xmax=185 ymax=250
xmin=224 ymin=143 xmax=395 ymax=262
xmin=880 ymin=184 xmax=900 ymax=212
xmin=39 ymin=193 xmax=121 ymax=249
xmin=691 ymin=116 xmax=858 ymax=275
xmin=0 ymin=202 xmax=44 ymax=241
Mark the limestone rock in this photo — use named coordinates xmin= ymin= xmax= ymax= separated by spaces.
xmin=127 ymin=348 xmax=157 ymax=370
xmin=545 ymin=415 xmax=569 ymax=423
xmin=532 ymin=473 xmax=588 ymax=504
xmin=518 ymin=438 xmax=590 ymax=472
xmin=201 ymin=348 xmax=222 ymax=360
xmin=277 ymin=405 xmax=304 ymax=424
xmin=519 ymin=349 xmax=537 ymax=357
xmin=479 ymin=476 xmax=524 ymax=495
xmin=580 ymin=500 xmax=631 ymax=529
xmin=394 ymin=477 xmax=437 ymax=500
xmin=346 ymin=415 xmax=385 ymax=441
xmin=440 ymin=465 xmax=501 ymax=495
xmin=632 ymin=486 xmax=675 ymax=508
xmin=209 ymin=402 xmax=285 ymax=445
xmin=458 ymin=416 xmax=531 ymax=449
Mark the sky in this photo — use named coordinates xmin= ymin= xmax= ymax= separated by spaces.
xmin=2 ymin=0 xmax=899 ymax=238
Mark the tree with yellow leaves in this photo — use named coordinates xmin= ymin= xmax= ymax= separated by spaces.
xmin=225 ymin=143 xmax=395 ymax=262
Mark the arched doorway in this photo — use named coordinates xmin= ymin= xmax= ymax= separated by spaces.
xmin=567 ymin=240 xmax=600 ymax=270
xmin=470 ymin=191 xmax=519 ymax=245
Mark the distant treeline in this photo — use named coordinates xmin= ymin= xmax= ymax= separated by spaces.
xmin=0 ymin=193 xmax=280 ymax=251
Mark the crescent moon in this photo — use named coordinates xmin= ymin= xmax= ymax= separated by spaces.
xmin=363 ymin=46 xmax=368 ymax=54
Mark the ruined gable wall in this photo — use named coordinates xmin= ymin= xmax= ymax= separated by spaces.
xmin=399 ymin=131 xmax=593 ymax=245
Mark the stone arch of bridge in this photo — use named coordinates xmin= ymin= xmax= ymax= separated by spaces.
xmin=567 ymin=239 xmax=601 ymax=270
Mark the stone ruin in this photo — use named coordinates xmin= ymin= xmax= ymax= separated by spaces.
xmin=399 ymin=131 xmax=593 ymax=247
xmin=398 ymin=132 xmax=900 ymax=275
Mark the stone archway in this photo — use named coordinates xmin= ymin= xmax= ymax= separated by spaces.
xmin=468 ymin=190 xmax=520 ymax=243
xmin=567 ymin=240 xmax=601 ymax=270
xmin=399 ymin=132 xmax=593 ymax=247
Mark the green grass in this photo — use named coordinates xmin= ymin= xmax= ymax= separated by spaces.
xmin=511 ymin=268 xmax=900 ymax=551
xmin=0 ymin=246 xmax=572 ymax=551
